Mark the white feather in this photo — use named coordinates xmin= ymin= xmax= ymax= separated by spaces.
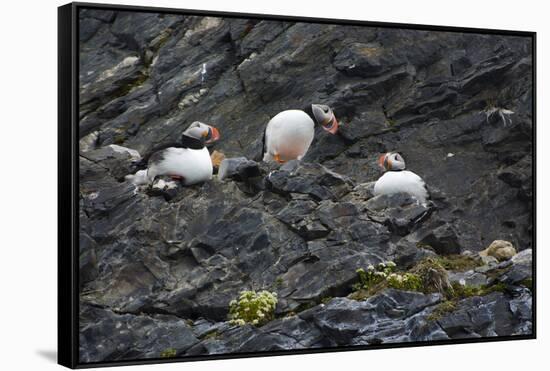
xmin=125 ymin=169 xmax=149 ymax=185
xmin=147 ymin=147 xmax=213 ymax=185
xmin=263 ymin=110 xmax=315 ymax=162
xmin=373 ymin=170 xmax=429 ymax=204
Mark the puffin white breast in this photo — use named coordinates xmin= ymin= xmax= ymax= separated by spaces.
xmin=263 ymin=110 xmax=315 ymax=162
xmin=373 ymin=170 xmax=429 ymax=204
xmin=147 ymin=147 xmax=213 ymax=185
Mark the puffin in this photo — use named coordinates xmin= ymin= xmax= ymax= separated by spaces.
xmin=373 ymin=152 xmax=429 ymax=205
xmin=262 ymin=104 xmax=339 ymax=163
xmin=126 ymin=121 xmax=220 ymax=186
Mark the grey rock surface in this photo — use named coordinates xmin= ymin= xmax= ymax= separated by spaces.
xmin=78 ymin=10 xmax=533 ymax=363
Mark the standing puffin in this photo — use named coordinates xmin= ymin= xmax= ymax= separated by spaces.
xmin=374 ymin=152 xmax=429 ymax=205
xmin=127 ymin=121 xmax=220 ymax=186
xmin=262 ymin=104 xmax=339 ymax=163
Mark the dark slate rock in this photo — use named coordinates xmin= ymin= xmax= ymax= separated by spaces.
xmin=436 ymin=292 xmax=532 ymax=338
xmin=79 ymin=233 xmax=99 ymax=287
xmin=366 ymin=193 xmax=432 ymax=235
xmin=492 ymin=249 xmax=532 ymax=285
xmin=418 ymin=223 xmax=462 ymax=255
xmin=80 ymin=144 xmax=141 ymax=181
xmin=299 ymin=291 xmax=444 ymax=345
xmin=79 ymin=305 xmax=199 ymax=362
xmin=267 ymin=161 xmax=353 ymax=201
xmin=218 ymin=157 xmax=261 ymax=181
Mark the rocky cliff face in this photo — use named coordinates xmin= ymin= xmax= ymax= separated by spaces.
xmin=78 ymin=8 xmax=533 ymax=363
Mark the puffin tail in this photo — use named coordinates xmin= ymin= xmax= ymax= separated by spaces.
xmin=125 ymin=169 xmax=150 ymax=185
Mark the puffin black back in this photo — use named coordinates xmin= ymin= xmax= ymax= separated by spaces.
xmin=59 ymin=2 xmax=536 ymax=368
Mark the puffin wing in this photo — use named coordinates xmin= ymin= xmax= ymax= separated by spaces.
xmin=138 ymin=141 xmax=183 ymax=167
xmin=141 ymin=136 xmax=204 ymax=166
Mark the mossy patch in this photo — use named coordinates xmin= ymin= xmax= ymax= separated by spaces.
xmin=349 ymin=258 xmax=510 ymax=303
xmin=202 ymin=330 xmax=220 ymax=340
xmin=427 ymin=300 xmax=457 ymax=321
xmin=520 ymin=278 xmax=533 ymax=289
xmin=449 ymin=281 xmax=507 ymax=300
xmin=113 ymin=73 xmax=149 ymax=99
xmin=321 ymin=296 xmax=333 ymax=304
xmin=159 ymin=348 xmax=177 ymax=358
xmin=434 ymin=255 xmax=483 ymax=272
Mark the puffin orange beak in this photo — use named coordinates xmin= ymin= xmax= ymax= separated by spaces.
xmin=205 ymin=126 xmax=221 ymax=144
xmin=378 ymin=154 xmax=388 ymax=170
xmin=322 ymin=115 xmax=339 ymax=134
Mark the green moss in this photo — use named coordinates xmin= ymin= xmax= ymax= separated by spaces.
xmin=348 ymin=289 xmax=371 ymax=301
xmin=113 ymin=73 xmax=148 ymax=98
xmin=113 ymin=135 xmax=126 ymax=145
xmin=427 ymin=300 xmax=458 ymax=321
xmin=294 ymin=301 xmax=317 ymax=313
xmin=387 ymin=272 xmax=423 ymax=291
xmin=520 ymin=278 xmax=533 ymax=289
xmin=320 ymin=296 xmax=333 ymax=304
xmin=275 ymin=277 xmax=284 ymax=288
xmin=202 ymin=330 xmax=220 ymax=340
xmin=153 ymin=29 xmax=172 ymax=51
xmin=229 ymin=290 xmax=278 ymax=326
xmin=434 ymin=255 xmax=483 ymax=272
xmin=449 ymin=281 xmax=507 ymax=300
xmin=159 ymin=348 xmax=177 ymax=358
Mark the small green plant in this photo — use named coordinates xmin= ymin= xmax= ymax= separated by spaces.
xmin=159 ymin=348 xmax=177 ymax=358
xmin=427 ymin=300 xmax=458 ymax=321
xmin=387 ymin=272 xmax=423 ymax=291
xmin=229 ymin=290 xmax=278 ymax=326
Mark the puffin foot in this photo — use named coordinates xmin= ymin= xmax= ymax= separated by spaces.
xmin=274 ymin=154 xmax=286 ymax=164
xmin=169 ymin=175 xmax=185 ymax=181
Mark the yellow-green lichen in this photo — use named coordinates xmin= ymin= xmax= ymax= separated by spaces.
xmin=159 ymin=348 xmax=177 ymax=358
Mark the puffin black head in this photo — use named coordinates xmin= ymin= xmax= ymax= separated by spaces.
xmin=182 ymin=121 xmax=221 ymax=147
xmin=378 ymin=152 xmax=406 ymax=171
xmin=311 ymin=104 xmax=339 ymax=134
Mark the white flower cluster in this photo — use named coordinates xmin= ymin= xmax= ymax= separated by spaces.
xmin=354 ymin=261 xmax=398 ymax=290
xmin=355 ymin=261 xmax=422 ymax=292
xmin=229 ymin=290 xmax=278 ymax=327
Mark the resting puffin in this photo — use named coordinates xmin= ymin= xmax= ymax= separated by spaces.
xmin=374 ymin=152 xmax=429 ymax=205
xmin=127 ymin=121 xmax=220 ymax=186
xmin=262 ymin=104 xmax=339 ymax=163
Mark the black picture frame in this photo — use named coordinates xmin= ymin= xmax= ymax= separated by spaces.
xmin=58 ymin=2 xmax=536 ymax=369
